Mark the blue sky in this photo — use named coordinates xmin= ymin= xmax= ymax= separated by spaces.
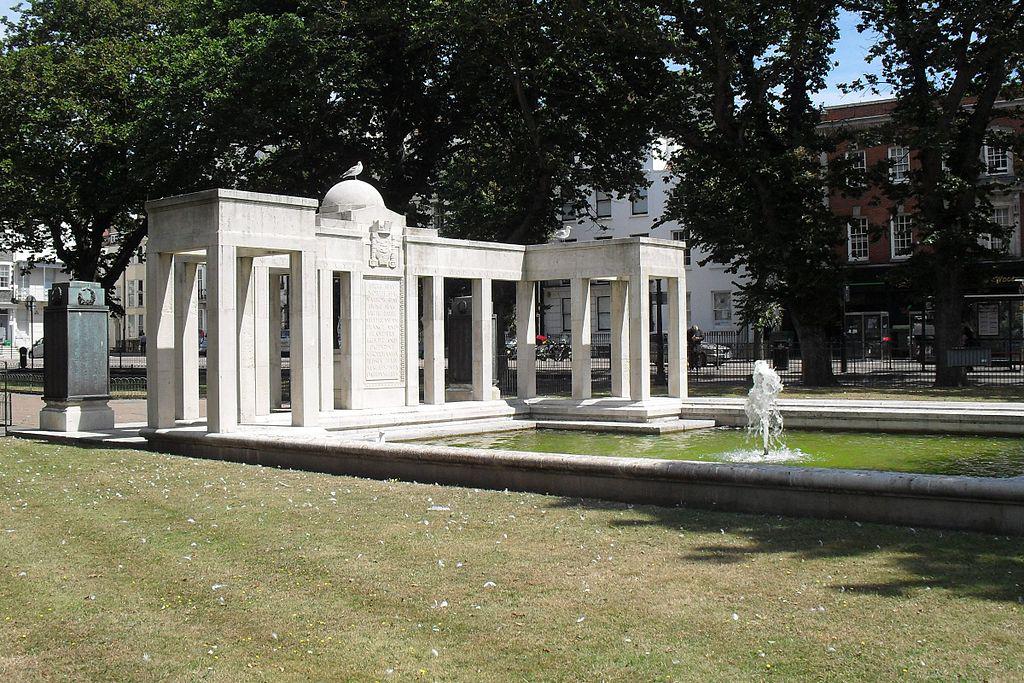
xmin=0 ymin=2 xmax=881 ymax=106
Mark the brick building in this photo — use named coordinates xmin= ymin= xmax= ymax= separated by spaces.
xmin=822 ymin=99 xmax=1023 ymax=363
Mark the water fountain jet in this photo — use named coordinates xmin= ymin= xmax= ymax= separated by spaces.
xmin=745 ymin=360 xmax=785 ymax=456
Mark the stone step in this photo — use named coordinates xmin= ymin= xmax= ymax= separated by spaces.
xmin=534 ymin=418 xmax=716 ymax=435
xmin=342 ymin=418 xmax=536 ymax=442
xmin=524 ymin=397 xmax=684 ymax=423
xmin=679 ymin=399 xmax=1024 ymax=436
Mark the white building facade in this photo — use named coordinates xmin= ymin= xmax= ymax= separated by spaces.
xmin=543 ymin=152 xmax=749 ymax=342
xmin=0 ymin=253 xmax=71 ymax=354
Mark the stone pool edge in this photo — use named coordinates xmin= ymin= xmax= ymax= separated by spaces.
xmin=142 ymin=427 xmax=1024 ymax=536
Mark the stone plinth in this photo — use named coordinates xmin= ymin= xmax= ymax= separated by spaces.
xmin=39 ymin=281 xmax=115 ymax=432
xmin=40 ymin=399 xmax=115 ymax=432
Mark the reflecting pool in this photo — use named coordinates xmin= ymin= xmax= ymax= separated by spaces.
xmin=419 ymin=428 xmax=1024 ymax=478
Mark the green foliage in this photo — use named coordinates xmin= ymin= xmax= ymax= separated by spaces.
xmin=0 ymin=0 xmax=245 ymax=294
xmin=431 ymin=1 xmax=670 ymax=244
xmin=843 ymin=0 xmax=1024 ymax=384
xmin=0 ymin=0 xmax=670 ymax=297
xmin=658 ymin=0 xmax=846 ymax=383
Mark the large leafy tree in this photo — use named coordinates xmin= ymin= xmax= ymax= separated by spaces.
xmin=845 ymin=0 xmax=1024 ymax=386
xmin=659 ymin=0 xmax=847 ymax=385
xmin=1 ymin=0 xmax=670 ymax=303
xmin=431 ymin=0 xmax=670 ymax=245
xmin=209 ymin=0 xmax=478 ymax=221
xmin=0 ymin=0 xmax=240 ymax=298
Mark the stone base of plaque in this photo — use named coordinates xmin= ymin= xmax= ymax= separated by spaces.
xmin=445 ymin=384 xmax=501 ymax=402
xmin=40 ymin=399 xmax=116 ymax=432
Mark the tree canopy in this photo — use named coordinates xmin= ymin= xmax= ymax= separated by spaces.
xmin=844 ymin=0 xmax=1024 ymax=385
xmin=0 ymin=0 xmax=670 ymax=301
xmin=658 ymin=0 xmax=847 ymax=384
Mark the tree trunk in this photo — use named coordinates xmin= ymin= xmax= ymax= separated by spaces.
xmin=933 ymin=271 xmax=966 ymax=387
xmin=790 ymin=311 xmax=836 ymax=386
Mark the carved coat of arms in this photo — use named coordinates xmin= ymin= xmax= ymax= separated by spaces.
xmin=368 ymin=220 xmax=398 ymax=269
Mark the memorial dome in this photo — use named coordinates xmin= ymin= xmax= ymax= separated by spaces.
xmin=321 ymin=179 xmax=386 ymax=213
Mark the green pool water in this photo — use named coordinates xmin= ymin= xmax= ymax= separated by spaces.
xmin=420 ymin=428 xmax=1024 ymax=478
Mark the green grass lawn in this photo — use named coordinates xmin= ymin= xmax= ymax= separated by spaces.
xmin=1 ymin=439 xmax=1022 ymax=681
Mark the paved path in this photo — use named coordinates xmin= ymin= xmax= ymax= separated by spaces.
xmin=8 ymin=394 xmax=203 ymax=428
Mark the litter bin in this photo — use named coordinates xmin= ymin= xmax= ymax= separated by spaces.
xmin=771 ymin=341 xmax=789 ymax=371
xmin=18 ymin=346 xmax=28 ymax=369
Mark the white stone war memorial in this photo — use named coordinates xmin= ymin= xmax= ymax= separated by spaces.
xmin=143 ymin=177 xmax=694 ymax=443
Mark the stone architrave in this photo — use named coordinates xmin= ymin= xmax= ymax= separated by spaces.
xmin=39 ymin=281 xmax=116 ymax=432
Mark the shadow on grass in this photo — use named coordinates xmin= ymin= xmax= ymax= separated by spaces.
xmin=545 ymin=497 xmax=1024 ymax=603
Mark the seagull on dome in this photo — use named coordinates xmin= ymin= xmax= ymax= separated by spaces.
xmin=342 ymin=161 xmax=363 ymax=180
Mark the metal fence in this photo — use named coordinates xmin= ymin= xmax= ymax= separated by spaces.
xmin=0 ymin=370 xmax=153 ymax=399
xmin=495 ymin=334 xmax=1024 ymax=396
xmin=0 ymin=362 xmax=10 ymax=435
xmin=3 ymin=336 xmax=1018 ymax=406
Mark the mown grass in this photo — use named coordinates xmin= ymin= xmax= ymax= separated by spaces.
xmin=1 ymin=438 xmax=1022 ymax=681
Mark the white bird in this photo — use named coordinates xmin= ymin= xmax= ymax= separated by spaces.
xmin=342 ymin=161 xmax=363 ymax=179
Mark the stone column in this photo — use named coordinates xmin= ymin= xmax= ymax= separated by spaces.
xmin=667 ymin=276 xmax=688 ymax=398
xmin=253 ymin=265 xmax=271 ymax=416
xmin=570 ymin=277 xmax=592 ymax=400
xmin=515 ymin=280 xmax=537 ymax=399
xmin=423 ymin=275 xmax=445 ymax=405
xmin=628 ymin=274 xmax=651 ymax=401
xmin=319 ymin=268 xmax=335 ymax=411
xmin=236 ymin=257 xmax=257 ymax=423
xmin=405 ymin=275 xmax=420 ymax=406
xmin=206 ymin=244 xmax=238 ymax=433
xmin=471 ymin=277 xmax=493 ymax=401
xmin=268 ymin=273 xmax=282 ymax=411
xmin=146 ymin=251 xmax=176 ymax=429
xmin=338 ymin=271 xmax=363 ymax=410
xmin=173 ymin=259 xmax=199 ymax=421
xmin=289 ymin=250 xmax=319 ymax=427
xmin=609 ymin=279 xmax=630 ymax=398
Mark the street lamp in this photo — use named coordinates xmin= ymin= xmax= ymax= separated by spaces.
xmin=25 ymin=295 xmax=36 ymax=369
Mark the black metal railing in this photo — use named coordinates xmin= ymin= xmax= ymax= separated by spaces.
xmin=494 ymin=337 xmax=1023 ymax=395
xmin=1 ymin=361 xmax=10 ymax=435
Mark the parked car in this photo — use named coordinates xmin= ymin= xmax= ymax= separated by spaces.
xmin=29 ymin=337 xmax=44 ymax=359
xmin=700 ymin=342 xmax=732 ymax=366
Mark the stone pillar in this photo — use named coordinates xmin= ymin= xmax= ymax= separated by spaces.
xmin=471 ymin=277 xmax=493 ymax=401
xmin=609 ymin=279 xmax=630 ymax=398
xmin=206 ymin=244 xmax=238 ymax=433
xmin=628 ymin=274 xmax=651 ymax=401
xmin=570 ymin=277 xmax=592 ymax=400
xmin=423 ymin=275 xmax=445 ymax=405
xmin=269 ymin=273 xmax=282 ymax=410
xmin=173 ymin=259 xmax=199 ymax=421
xmin=667 ymin=276 xmax=688 ymax=398
xmin=405 ymin=275 xmax=420 ymax=406
xmin=147 ymin=252 xmax=176 ymax=429
xmin=236 ymin=257 xmax=257 ymax=423
xmin=515 ymin=280 xmax=537 ymax=399
xmin=39 ymin=281 xmax=116 ymax=432
xmin=253 ymin=265 xmax=271 ymax=416
xmin=319 ymin=268 xmax=335 ymax=411
xmin=338 ymin=271 xmax=363 ymax=410
xmin=289 ymin=250 xmax=319 ymax=427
